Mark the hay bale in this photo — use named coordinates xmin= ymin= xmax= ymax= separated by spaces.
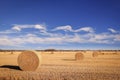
xmin=17 ymin=50 xmax=41 ymax=71
xmin=10 ymin=51 xmax=14 ymax=54
xmin=75 ymin=52 xmax=84 ymax=61
xmin=92 ymin=51 xmax=99 ymax=57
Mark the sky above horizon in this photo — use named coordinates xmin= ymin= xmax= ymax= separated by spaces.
xmin=0 ymin=0 xmax=120 ymax=50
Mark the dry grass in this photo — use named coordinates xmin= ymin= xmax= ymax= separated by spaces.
xmin=0 ymin=50 xmax=120 ymax=80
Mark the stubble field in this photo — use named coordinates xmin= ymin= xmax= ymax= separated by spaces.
xmin=0 ymin=50 xmax=120 ymax=80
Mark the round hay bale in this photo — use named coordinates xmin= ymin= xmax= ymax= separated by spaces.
xmin=92 ymin=51 xmax=99 ymax=57
xmin=17 ymin=50 xmax=41 ymax=71
xmin=75 ymin=52 xmax=84 ymax=61
xmin=10 ymin=51 xmax=14 ymax=54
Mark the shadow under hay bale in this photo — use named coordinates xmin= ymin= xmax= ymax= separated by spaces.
xmin=62 ymin=59 xmax=76 ymax=61
xmin=0 ymin=65 xmax=21 ymax=70
xmin=75 ymin=52 xmax=84 ymax=61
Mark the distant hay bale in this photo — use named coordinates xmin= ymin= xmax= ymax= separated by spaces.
xmin=92 ymin=51 xmax=99 ymax=57
xmin=10 ymin=51 xmax=14 ymax=54
xmin=101 ymin=53 xmax=104 ymax=55
xmin=75 ymin=52 xmax=84 ymax=61
xmin=17 ymin=50 xmax=41 ymax=71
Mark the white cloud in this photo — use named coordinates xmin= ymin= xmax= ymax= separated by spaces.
xmin=12 ymin=24 xmax=46 ymax=32
xmin=25 ymin=33 xmax=37 ymax=37
xmin=94 ymin=33 xmax=114 ymax=40
xmin=0 ymin=24 xmax=47 ymax=35
xmin=0 ymin=29 xmax=20 ymax=34
xmin=53 ymin=25 xmax=94 ymax=33
xmin=35 ymin=24 xmax=46 ymax=30
xmin=52 ymin=25 xmax=73 ymax=32
xmin=82 ymin=33 xmax=116 ymax=44
xmin=12 ymin=26 xmax=21 ymax=31
xmin=13 ymin=24 xmax=33 ymax=29
xmin=66 ymin=33 xmax=116 ymax=44
xmin=0 ymin=36 xmax=24 ymax=46
xmin=87 ymin=33 xmax=113 ymax=44
xmin=66 ymin=34 xmax=84 ymax=43
xmin=74 ymin=27 xmax=94 ymax=33
xmin=108 ymin=28 xmax=117 ymax=33
xmin=0 ymin=32 xmax=120 ymax=47
xmin=114 ymin=34 xmax=120 ymax=41
xmin=0 ymin=24 xmax=120 ymax=48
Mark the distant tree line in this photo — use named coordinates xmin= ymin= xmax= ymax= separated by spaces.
xmin=0 ymin=49 xmax=120 ymax=52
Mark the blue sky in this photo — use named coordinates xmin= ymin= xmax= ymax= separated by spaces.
xmin=0 ymin=0 xmax=120 ymax=50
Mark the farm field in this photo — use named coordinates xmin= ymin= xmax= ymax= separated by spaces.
xmin=0 ymin=50 xmax=120 ymax=80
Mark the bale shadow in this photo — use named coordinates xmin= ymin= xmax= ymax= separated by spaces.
xmin=62 ymin=59 xmax=76 ymax=61
xmin=0 ymin=65 xmax=21 ymax=70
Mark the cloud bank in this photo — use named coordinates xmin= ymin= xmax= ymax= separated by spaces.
xmin=12 ymin=24 xmax=46 ymax=32
xmin=0 ymin=24 xmax=120 ymax=49
xmin=108 ymin=28 xmax=118 ymax=33
xmin=52 ymin=25 xmax=94 ymax=33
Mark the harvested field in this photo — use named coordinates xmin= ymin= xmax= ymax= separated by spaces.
xmin=0 ymin=50 xmax=120 ymax=80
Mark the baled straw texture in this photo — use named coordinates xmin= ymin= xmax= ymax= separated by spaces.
xmin=75 ymin=52 xmax=84 ymax=61
xmin=92 ymin=51 xmax=99 ymax=57
xmin=17 ymin=50 xmax=41 ymax=71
